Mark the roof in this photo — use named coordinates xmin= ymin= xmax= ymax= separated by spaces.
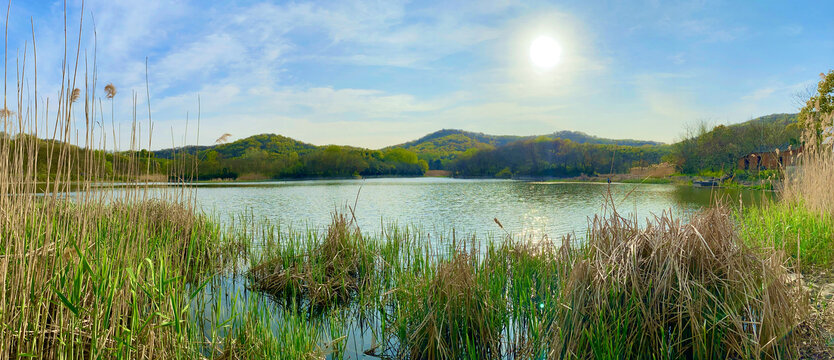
xmin=746 ymin=143 xmax=802 ymax=155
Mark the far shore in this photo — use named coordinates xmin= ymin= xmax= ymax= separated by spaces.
xmin=29 ymin=171 xmax=777 ymax=191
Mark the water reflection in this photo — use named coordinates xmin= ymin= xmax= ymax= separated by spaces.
xmin=189 ymin=178 xmax=772 ymax=239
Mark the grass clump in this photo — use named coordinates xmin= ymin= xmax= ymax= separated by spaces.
xmin=783 ymin=151 xmax=834 ymax=218
xmin=248 ymin=212 xmax=375 ymax=310
xmin=548 ymin=207 xmax=802 ymax=359
xmin=218 ymin=301 xmax=323 ymax=360
xmin=391 ymin=251 xmax=507 ymax=359
xmin=738 ymin=202 xmax=834 ymax=266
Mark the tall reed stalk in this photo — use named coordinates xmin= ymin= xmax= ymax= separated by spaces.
xmin=0 ymin=5 xmax=250 ymax=359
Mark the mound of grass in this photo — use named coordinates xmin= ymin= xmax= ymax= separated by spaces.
xmin=218 ymin=301 xmax=323 ymax=360
xmin=391 ymin=251 xmax=508 ymax=359
xmin=550 ymin=207 xmax=803 ymax=359
xmin=248 ymin=213 xmax=375 ymax=309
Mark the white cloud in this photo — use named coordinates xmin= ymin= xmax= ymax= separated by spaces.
xmin=742 ymin=87 xmax=776 ymax=101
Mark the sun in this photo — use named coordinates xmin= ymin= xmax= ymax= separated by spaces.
xmin=529 ymin=36 xmax=562 ymax=70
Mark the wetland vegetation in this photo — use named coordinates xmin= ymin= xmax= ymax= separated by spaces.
xmin=1 ymin=3 xmax=834 ymax=359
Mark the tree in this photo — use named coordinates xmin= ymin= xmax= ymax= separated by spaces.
xmin=798 ymin=70 xmax=834 ymax=150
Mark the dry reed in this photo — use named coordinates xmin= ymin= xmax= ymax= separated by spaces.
xmin=548 ymin=206 xmax=803 ymax=359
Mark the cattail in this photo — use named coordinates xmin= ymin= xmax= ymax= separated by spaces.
xmin=71 ymin=88 xmax=81 ymax=103
xmin=215 ymin=133 xmax=232 ymax=144
xmin=104 ymin=83 xmax=117 ymax=99
xmin=493 ymin=217 xmax=504 ymax=229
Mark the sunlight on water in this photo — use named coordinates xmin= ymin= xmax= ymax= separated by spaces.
xmin=187 ymin=178 xmax=769 ymax=240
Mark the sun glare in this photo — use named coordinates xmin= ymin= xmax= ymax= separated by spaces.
xmin=529 ymin=36 xmax=562 ymax=70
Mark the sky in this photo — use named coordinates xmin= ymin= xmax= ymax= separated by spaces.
xmin=1 ymin=0 xmax=833 ymax=150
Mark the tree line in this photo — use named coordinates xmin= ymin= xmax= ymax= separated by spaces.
xmin=449 ymin=136 xmax=670 ymax=178
xmin=666 ymin=115 xmax=800 ymax=175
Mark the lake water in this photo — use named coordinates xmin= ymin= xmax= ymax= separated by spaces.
xmin=190 ymin=177 xmax=769 ymax=240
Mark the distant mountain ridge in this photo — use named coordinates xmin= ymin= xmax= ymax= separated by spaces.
xmin=152 ymin=114 xmax=794 ymax=171
xmin=393 ymin=129 xmax=663 ymax=149
xmin=388 ymin=129 xmax=665 ymax=169
xmin=154 ymin=129 xmax=664 ymax=160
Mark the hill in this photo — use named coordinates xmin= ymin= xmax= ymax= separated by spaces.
xmin=542 ymin=130 xmax=664 ymax=147
xmin=154 ymin=134 xmax=315 ymax=160
xmin=729 ymin=113 xmax=797 ymax=128
xmin=669 ymin=113 xmax=800 ymax=174
xmin=391 ymin=129 xmax=663 ymax=169
xmin=148 ymin=112 xmax=798 ymax=180
xmin=153 ymin=133 xmax=428 ymax=180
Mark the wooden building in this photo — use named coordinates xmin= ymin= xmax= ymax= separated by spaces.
xmin=738 ymin=145 xmax=802 ymax=170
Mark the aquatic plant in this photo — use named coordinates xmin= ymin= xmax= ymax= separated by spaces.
xmin=249 ymin=212 xmax=375 ymax=310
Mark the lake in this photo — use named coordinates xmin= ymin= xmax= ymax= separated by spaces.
xmin=190 ymin=177 xmax=770 ymax=240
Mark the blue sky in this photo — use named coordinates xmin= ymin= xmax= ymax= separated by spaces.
xmin=2 ymin=0 xmax=833 ymax=149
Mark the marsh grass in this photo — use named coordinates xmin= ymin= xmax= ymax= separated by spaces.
xmin=738 ymin=96 xmax=834 ymax=267
xmin=783 ymin=151 xmax=834 ymax=219
xmin=248 ymin=212 xmax=375 ymax=310
xmin=1 ymin=3 xmax=817 ymax=358
xmin=551 ymin=207 xmax=802 ymax=359
xmin=217 ymin=300 xmax=323 ymax=360
xmin=738 ymin=202 xmax=834 ymax=267
xmin=0 ymin=7 xmax=276 ymax=359
xmin=391 ymin=251 xmax=507 ymax=359
xmin=247 ymin=201 xmax=803 ymax=359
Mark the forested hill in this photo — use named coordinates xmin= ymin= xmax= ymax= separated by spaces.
xmin=153 ymin=133 xmax=429 ymax=179
xmin=153 ymin=134 xmax=315 ymax=160
xmin=391 ymin=129 xmax=663 ymax=169
xmin=145 ymin=112 xmax=798 ymax=180
xmin=668 ymin=113 xmax=800 ymax=174
xmin=731 ymin=113 xmax=797 ymax=128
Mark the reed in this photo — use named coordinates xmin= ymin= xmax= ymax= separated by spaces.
xmin=246 ymin=204 xmax=804 ymax=359
xmin=248 ymin=212 xmax=375 ymax=310
xmin=548 ymin=207 xmax=801 ymax=359
xmin=0 ymin=6 xmax=254 ymax=358
xmin=0 ymin=3 xmax=817 ymax=358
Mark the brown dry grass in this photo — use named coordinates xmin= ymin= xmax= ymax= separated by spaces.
xmin=236 ymin=172 xmax=269 ymax=181
xmin=783 ymin=151 xmax=834 ymax=218
xmin=548 ymin=206 xmax=804 ymax=359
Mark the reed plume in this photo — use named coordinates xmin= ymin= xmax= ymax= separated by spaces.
xmin=215 ymin=133 xmax=232 ymax=144
xmin=104 ymin=83 xmax=117 ymax=99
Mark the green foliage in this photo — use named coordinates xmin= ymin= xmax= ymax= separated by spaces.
xmin=495 ymin=167 xmax=513 ymax=178
xmin=393 ymin=129 xmax=664 ymax=170
xmin=797 ymin=70 xmax=834 ymax=148
xmin=398 ymin=133 xmax=497 ymax=169
xmin=737 ymin=202 xmax=834 ymax=266
xmin=157 ymin=134 xmax=428 ymax=180
xmin=451 ymin=137 xmax=670 ymax=178
xmin=6 ymin=135 xmax=171 ymax=181
xmin=669 ymin=114 xmax=800 ymax=174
